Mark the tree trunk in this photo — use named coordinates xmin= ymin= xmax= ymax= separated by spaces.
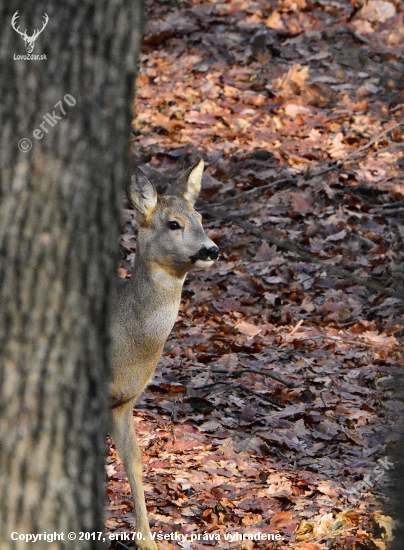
xmin=0 ymin=1 xmax=144 ymax=547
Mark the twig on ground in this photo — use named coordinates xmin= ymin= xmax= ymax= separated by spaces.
xmin=200 ymin=204 xmax=403 ymax=301
xmin=373 ymin=208 xmax=404 ymax=217
xmin=303 ymin=160 xmax=344 ymax=179
xmin=342 ymin=118 xmax=403 ymax=162
xmin=322 ymin=28 xmax=371 ymax=45
xmin=298 ymin=334 xmax=383 ymax=348
xmin=238 ymin=369 xmax=295 ymax=388
xmin=207 ymin=177 xmax=298 ymax=207
xmin=370 ymin=200 xmax=404 ymax=210
xmin=210 ymin=367 xmax=295 ymax=388
xmin=194 ymin=379 xmax=286 ymax=407
xmin=221 ymin=487 xmax=253 ymax=500
xmin=206 ymin=118 xmax=403 ymax=207
xmin=290 ymin=319 xmax=303 ymax=336
xmin=193 ymin=381 xmax=227 ymax=391
xmin=237 ymin=384 xmax=285 ymax=408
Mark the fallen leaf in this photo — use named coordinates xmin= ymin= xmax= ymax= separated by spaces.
xmin=236 ymin=321 xmax=262 ymax=337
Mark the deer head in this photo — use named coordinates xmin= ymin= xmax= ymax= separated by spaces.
xmin=127 ymin=160 xmax=220 ymax=278
xmin=11 ymin=11 xmax=49 ymax=54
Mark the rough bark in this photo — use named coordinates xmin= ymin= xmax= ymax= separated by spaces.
xmin=0 ymin=1 xmax=144 ymax=548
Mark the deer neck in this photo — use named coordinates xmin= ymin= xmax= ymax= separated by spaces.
xmin=129 ymin=253 xmax=186 ymax=308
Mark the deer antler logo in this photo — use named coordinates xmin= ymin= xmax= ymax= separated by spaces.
xmin=11 ymin=11 xmax=49 ymax=54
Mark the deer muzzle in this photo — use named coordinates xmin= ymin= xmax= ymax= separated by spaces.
xmin=190 ymin=246 xmax=219 ymax=264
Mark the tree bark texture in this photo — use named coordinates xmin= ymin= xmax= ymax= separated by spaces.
xmin=0 ymin=1 xmax=144 ymax=547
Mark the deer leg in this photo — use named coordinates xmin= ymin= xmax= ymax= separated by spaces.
xmin=111 ymin=402 xmax=158 ymax=550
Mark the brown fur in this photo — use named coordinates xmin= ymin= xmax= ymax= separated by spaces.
xmin=110 ymin=161 xmax=218 ymax=550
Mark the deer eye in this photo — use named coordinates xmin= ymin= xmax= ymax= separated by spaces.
xmin=168 ymin=221 xmax=182 ymax=230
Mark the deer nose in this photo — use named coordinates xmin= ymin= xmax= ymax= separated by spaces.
xmin=199 ymin=246 xmax=219 ymax=260
xmin=206 ymin=246 xmax=219 ymax=260
xmin=190 ymin=245 xmax=219 ymax=264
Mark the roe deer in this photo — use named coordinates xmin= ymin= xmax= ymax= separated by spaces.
xmin=110 ymin=160 xmax=219 ymax=550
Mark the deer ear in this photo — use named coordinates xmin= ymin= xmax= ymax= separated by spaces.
xmin=173 ymin=159 xmax=204 ymax=206
xmin=127 ymin=168 xmax=158 ymax=216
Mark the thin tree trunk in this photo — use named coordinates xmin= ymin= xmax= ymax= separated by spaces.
xmin=0 ymin=1 xmax=144 ymax=547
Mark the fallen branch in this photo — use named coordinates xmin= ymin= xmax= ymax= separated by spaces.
xmin=209 ymin=177 xmax=298 ymax=207
xmin=371 ymin=199 xmax=404 ymax=210
xmin=237 ymin=384 xmax=285 ymax=408
xmin=374 ymin=208 xmax=404 ymax=217
xmin=343 ymin=118 xmax=403 ymax=162
xmin=194 ymin=379 xmax=285 ymax=408
xmin=201 ymin=203 xmax=403 ymax=301
xmin=290 ymin=318 xmax=303 ymax=335
xmin=207 ymin=118 xmax=403 ymax=208
xmin=193 ymin=380 xmax=227 ymax=391
xmin=322 ymin=28 xmax=371 ymax=45
xmin=298 ymin=334 xmax=384 ymax=348
xmin=210 ymin=367 xmax=295 ymax=388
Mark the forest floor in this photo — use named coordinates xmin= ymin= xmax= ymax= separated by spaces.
xmin=106 ymin=1 xmax=404 ymax=548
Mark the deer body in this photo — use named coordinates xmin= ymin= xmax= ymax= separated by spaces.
xmin=111 ymin=263 xmax=183 ymax=406
xmin=110 ymin=161 xmax=218 ymax=550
